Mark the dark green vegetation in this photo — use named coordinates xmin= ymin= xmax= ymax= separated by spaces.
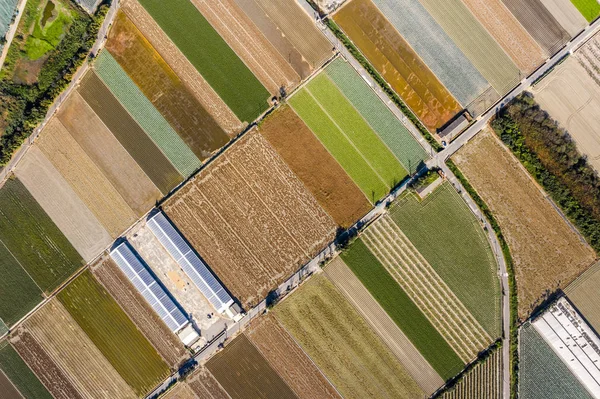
xmin=0 ymin=341 xmax=52 ymax=399
xmin=341 ymin=239 xmax=464 ymax=380
xmin=389 ymin=183 xmax=501 ymax=336
xmin=137 ymin=0 xmax=269 ymax=122
xmin=492 ymin=93 xmax=600 ymax=255
xmin=25 ymin=0 xmax=75 ymax=60
xmin=58 ymin=270 xmax=169 ymax=396
xmin=0 ymin=178 xmax=82 ymax=293
xmin=0 ymin=0 xmax=108 ymax=166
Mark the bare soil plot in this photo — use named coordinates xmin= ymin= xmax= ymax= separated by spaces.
xmin=442 ymin=349 xmax=502 ymax=399
xmin=187 ymin=367 xmax=231 ymax=399
xmin=540 ymin=0 xmax=587 ymax=37
xmin=324 ymin=257 xmax=443 ymax=395
xmin=0 ymin=369 xmax=22 ymax=399
xmin=191 ymin=0 xmax=299 ymax=95
xmin=37 ymin=118 xmax=136 ymax=238
xmin=21 ymin=300 xmax=136 ymax=398
xmin=57 ymin=92 xmax=161 ymax=217
xmin=274 ymin=274 xmax=425 ymax=399
xmin=334 ymin=0 xmax=462 ymax=131
xmin=453 ymin=128 xmax=595 ymax=318
xmin=232 ymin=0 xmax=311 ymax=79
xmin=565 ymin=261 xmax=600 ymax=333
xmin=0 ymin=341 xmax=52 ymax=399
xmin=106 ymin=12 xmax=230 ymax=159
xmin=164 ymin=130 xmax=336 ymax=308
xmin=91 ymin=257 xmax=188 ymax=368
xmin=78 ymin=70 xmax=183 ymax=195
xmin=207 ymin=334 xmax=297 ymax=399
xmin=501 ymin=0 xmax=570 ymax=55
xmin=163 ymin=383 xmax=197 ymax=399
xmin=121 ymin=0 xmax=241 ymax=135
xmin=259 ymin=105 xmax=371 ymax=228
xmin=461 ymin=0 xmax=545 ymax=74
xmin=246 ymin=314 xmax=341 ymax=399
xmin=15 ymin=146 xmax=112 ymax=262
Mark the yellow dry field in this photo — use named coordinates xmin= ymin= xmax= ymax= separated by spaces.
xmin=532 ymin=58 xmax=600 ymax=172
xmin=37 ymin=119 xmax=136 ymax=238
xmin=565 ymin=261 xmax=600 ymax=333
xmin=453 ymin=128 xmax=595 ymax=318
xmin=22 ymin=299 xmax=136 ymax=398
xmin=162 ymin=383 xmax=197 ymax=399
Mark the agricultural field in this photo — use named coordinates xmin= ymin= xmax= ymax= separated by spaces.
xmin=289 ymin=73 xmax=407 ymax=203
xmin=274 ymin=274 xmax=425 ymax=398
xmin=91 ymin=257 xmax=188 ymax=368
xmin=324 ymin=257 xmax=443 ymax=395
xmin=369 ymin=0 xmax=490 ymax=108
xmin=0 ymin=340 xmax=52 ymax=399
xmin=0 ymin=369 xmax=21 ymax=399
xmin=78 ymin=70 xmax=183 ymax=195
xmin=94 ymin=51 xmax=202 ymax=177
xmin=570 ymin=0 xmax=600 ymax=21
xmin=501 ymin=0 xmax=570 ymax=56
xmin=207 ymin=334 xmax=297 ymax=399
xmin=163 ymin=130 xmax=336 ymax=309
xmin=540 ymin=0 xmax=587 ymax=37
xmin=441 ymin=349 xmax=502 ymax=399
xmin=453 ymin=128 xmax=596 ymax=318
xmin=57 ymin=92 xmax=161 ymax=217
xmin=519 ymin=323 xmax=592 ymax=398
xmin=246 ymin=314 xmax=341 ymax=399
xmin=136 ymin=0 xmax=269 ymax=122
xmin=105 ymin=12 xmax=230 ymax=160
xmin=0 ymin=177 xmax=83 ymax=294
xmin=259 ymin=105 xmax=371 ymax=228
xmin=333 ymin=0 xmax=461 ymax=131
xmin=18 ymin=299 xmax=136 ymax=398
xmin=418 ymin=0 xmax=520 ymax=96
xmin=58 ymin=270 xmax=169 ymax=396
xmin=565 ymin=262 xmax=600 ymax=333
xmin=461 ymin=0 xmax=545 ymax=74
xmin=186 ymin=367 xmax=231 ymax=399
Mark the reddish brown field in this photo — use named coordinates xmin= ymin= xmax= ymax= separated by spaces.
xmin=246 ymin=314 xmax=341 ymax=399
xmin=164 ymin=129 xmax=336 ymax=308
xmin=0 ymin=369 xmax=23 ymax=399
xmin=259 ymin=106 xmax=370 ymax=228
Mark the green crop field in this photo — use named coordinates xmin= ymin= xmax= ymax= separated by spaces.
xmin=0 ymin=341 xmax=52 ymax=399
xmin=389 ymin=183 xmax=500 ymax=337
xmin=289 ymin=73 xmax=407 ymax=203
xmin=341 ymin=239 xmax=464 ymax=380
xmin=137 ymin=0 xmax=269 ymax=123
xmin=571 ymin=0 xmax=600 ymax=21
xmin=324 ymin=58 xmax=428 ymax=173
xmin=0 ymin=178 xmax=83 ymax=293
xmin=58 ymin=270 xmax=169 ymax=396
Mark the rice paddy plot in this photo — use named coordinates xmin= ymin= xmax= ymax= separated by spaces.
xmin=94 ymin=51 xmax=201 ymax=177
xmin=570 ymin=0 xmax=600 ymax=22
xmin=289 ymin=73 xmax=407 ymax=203
xmin=0 ymin=178 xmax=83 ymax=293
xmin=137 ymin=0 xmax=270 ymax=122
xmin=324 ymin=58 xmax=429 ymax=171
xmin=0 ymin=341 xmax=52 ymax=399
xmin=370 ymin=0 xmax=490 ymax=107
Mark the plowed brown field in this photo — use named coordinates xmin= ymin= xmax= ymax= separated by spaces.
xmin=191 ymin=0 xmax=299 ymax=95
xmin=259 ymin=106 xmax=370 ymax=228
xmin=91 ymin=257 xmax=187 ymax=368
xmin=163 ymin=383 xmax=197 ymax=399
xmin=335 ymin=0 xmax=460 ymax=131
xmin=453 ymin=128 xmax=595 ymax=318
xmin=164 ymin=129 xmax=336 ymax=308
xmin=0 ymin=369 xmax=21 ymax=399
xmin=246 ymin=314 xmax=341 ymax=399
xmin=106 ymin=11 xmax=230 ymax=159
xmin=121 ymin=0 xmax=241 ymax=135
xmin=187 ymin=367 xmax=231 ymax=399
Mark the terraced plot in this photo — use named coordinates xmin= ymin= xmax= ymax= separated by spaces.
xmin=501 ymin=0 xmax=570 ymax=56
xmin=120 ymin=0 xmax=241 ymax=134
xmin=94 ymin=51 xmax=201 ymax=177
xmin=191 ymin=0 xmax=299 ymax=95
xmin=78 ymin=71 xmax=183 ymax=195
xmin=137 ymin=0 xmax=269 ymax=122
xmin=442 ymin=349 xmax=502 ymax=399
xmin=164 ymin=130 xmax=336 ymax=309
xmin=417 ymin=0 xmax=520 ymax=96
xmin=571 ymin=0 xmax=600 ymax=21
xmin=259 ymin=105 xmax=371 ymax=228
xmin=0 ymin=178 xmax=83 ymax=293
xmin=274 ymin=275 xmax=425 ymax=399
xmin=389 ymin=183 xmax=500 ymax=336
xmin=289 ymin=73 xmax=407 ymax=203
xmin=58 ymin=270 xmax=169 ymax=396
xmin=370 ymin=0 xmax=489 ymax=107
xmin=541 ymin=0 xmax=587 ymax=37
xmin=333 ymin=0 xmax=461 ymax=131
xmin=0 ymin=341 xmax=52 ymax=399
